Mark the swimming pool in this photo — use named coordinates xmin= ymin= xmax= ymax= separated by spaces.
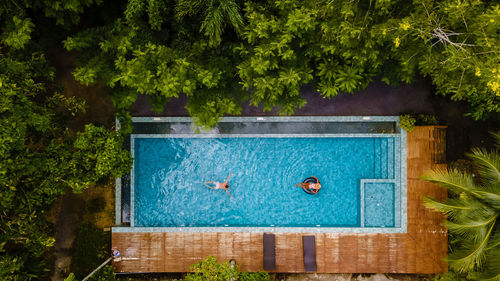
xmin=115 ymin=116 xmax=407 ymax=233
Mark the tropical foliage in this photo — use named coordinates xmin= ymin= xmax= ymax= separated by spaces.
xmin=184 ymin=256 xmax=270 ymax=281
xmin=0 ymin=3 xmax=131 ymax=277
xmin=65 ymin=0 xmax=500 ymax=129
xmin=0 ymin=50 xmax=131 ymax=279
xmin=0 ymin=0 xmax=102 ymax=27
xmin=396 ymin=0 xmax=500 ymax=120
xmin=423 ymin=133 xmax=500 ymax=280
xmin=399 ymin=114 xmax=417 ymax=132
xmin=63 ymin=0 xmax=244 ymax=130
xmin=399 ymin=114 xmax=439 ymax=131
xmin=0 ymin=0 xmax=103 ymax=51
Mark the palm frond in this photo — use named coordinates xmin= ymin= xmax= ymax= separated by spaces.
xmin=423 ymin=196 xmax=481 ymax=220
xmin=175 ymin=0 xmax=204 ymax=17
xmin=486 ymin=230 xmax=500 ymax=250
xmin=201 ymin=6 xmax=224 ymax=46
xmin=492 ymin=131 xmax=500 ymax=150
xmin=447 ymin=222 xmax=495 ymax=272
xmin=421 ymin=168 xmax=482 ymax=197
xmin=176 ymin=0 xmax=243 ymax=46
xmin=468 ymin=148 xmax=500 ymax=188
xmin=475 ymin=190 xmax=500 ymax=211
xmin=219 ymin=0 xmax=244 ymax=34
xmin=446 ymin=213 xmax=498 ymax=243
xmin=423 ymin=132 xmax=500 ymax=276
xmin=467 ymin=251 xmax=500 ymax=281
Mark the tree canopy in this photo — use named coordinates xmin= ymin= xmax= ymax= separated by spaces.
xmin=65 ymin=0 xmax=500 ymax=129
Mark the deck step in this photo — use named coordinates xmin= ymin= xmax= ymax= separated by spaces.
xmin=380 ymin=138 xmax=388 ymax=178
xmin=374 ymin=138 xmax=381 ymax=178
xmin=388 ymin=138 xmax=394 ymax=179
xmin=374 ymin=138 xmax=395 ymax=179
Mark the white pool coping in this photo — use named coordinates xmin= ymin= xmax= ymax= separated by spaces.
xmin=114 ymin=116 xmax=407 ymax=233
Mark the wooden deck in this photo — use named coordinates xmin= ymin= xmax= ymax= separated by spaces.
xmin=112 ymin=126 xmax=448 ymax=273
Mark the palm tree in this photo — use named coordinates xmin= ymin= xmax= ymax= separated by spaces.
xmin=175 ymin=0 xmax=244 ymax=47
xmin=423 ymin=132 xmax=500 ymax=281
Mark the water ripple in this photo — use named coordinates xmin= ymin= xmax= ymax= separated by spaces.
xmin=134 ymin=137 xmax=391 ymax=227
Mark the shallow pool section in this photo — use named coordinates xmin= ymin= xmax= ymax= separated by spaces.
xmin=115 ymin=116 xmax=407 ymax=233
xmin=362 ymin=181 xmax=396 ymax=227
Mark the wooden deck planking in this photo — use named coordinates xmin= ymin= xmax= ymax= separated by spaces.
xmin=315 ymin=234 xmax=326 ymax=271
xmin=338 ymin=235 xmax=358 ymax=272
xmin=323 ymin=233 xmax=340 ymax=272
xmin=113 ymin=126 xmax=448 ymax=274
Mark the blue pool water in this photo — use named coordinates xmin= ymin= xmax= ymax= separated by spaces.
xmin=364 ymin=182 xmax=395 ymax=227
xmin=133 ymin=137 xmax=397 ymax=227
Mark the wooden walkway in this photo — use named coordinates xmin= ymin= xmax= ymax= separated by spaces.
xmin=112 ymin=126 xmax=448 ymax=273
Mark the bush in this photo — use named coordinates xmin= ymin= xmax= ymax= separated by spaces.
xmin=398 ymin=114 xmax=416 ymax=132
xmin=417 ymin=114 xmax=439 ymax=125
xmin=184 ymin=256 xmax=271 ymax=281
xmin=239 ymin=271 xmax=271 ymax=281
xmin=88 ymin=265 xmax=116 ymax=281
xmin=434 ymin=272 xmax=467 ymax=281
xmin=399 ymin=114 xmax=440 ymax=132
xmin=86 ymin=197 xmax=106 ymax=213
xmin=184 ymin=256 xmax=238 ymax=281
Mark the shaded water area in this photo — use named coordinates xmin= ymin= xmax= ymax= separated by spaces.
xmin=132 ymin=121 xmax=397 ymax=135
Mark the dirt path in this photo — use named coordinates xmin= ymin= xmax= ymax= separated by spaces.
xmin=50 ymin=192 xmax=85 ymax=280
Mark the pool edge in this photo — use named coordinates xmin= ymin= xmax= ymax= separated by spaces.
xmin=111 ymin=226 xmax=406 ymax=233
xmin=122 ymin=116 xmax=407 ymax=233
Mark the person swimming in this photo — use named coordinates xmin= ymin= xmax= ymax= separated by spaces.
xmin=204 ymin=173 xmax=233 ymax=198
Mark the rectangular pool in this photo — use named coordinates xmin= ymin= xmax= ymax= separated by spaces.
xmin=115 ymin=116 xmax=407 ymax=233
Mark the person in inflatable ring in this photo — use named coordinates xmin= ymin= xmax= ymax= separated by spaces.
xmin=295 ymin=176 xmax=321 ymax=193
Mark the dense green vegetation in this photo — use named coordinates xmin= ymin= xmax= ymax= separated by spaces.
xmin=423 ymin=133 xmax=500 ymax=280
xmin=0 ymin=51 xmax=131 ymax=280
xmin=0 ymin=1 xmax=131 ymax=279
xmin=184 ymin=256 xmax=270 ymax=281
xmin=64 ymin=0 xmax=500 ymax=128
xmin=398 ymin=114 xmax=439 ymax=131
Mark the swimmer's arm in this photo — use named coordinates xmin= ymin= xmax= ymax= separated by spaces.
xmin=224 ymin=173 xmax=233 ymax=184
xmin=225 ymin=189 xmax=233 ymax=198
